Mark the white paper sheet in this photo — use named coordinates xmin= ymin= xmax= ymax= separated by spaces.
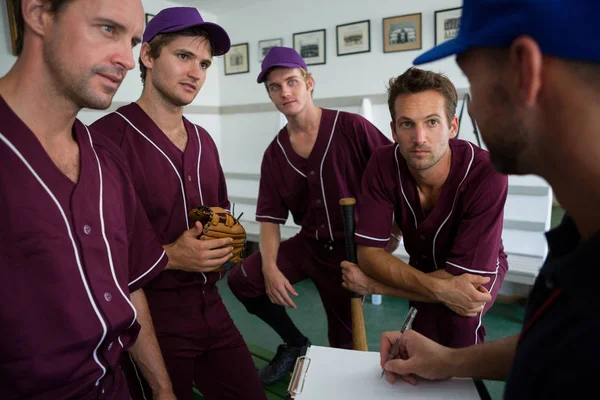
xmin=294 ymin=346 xmax=480 ymax=399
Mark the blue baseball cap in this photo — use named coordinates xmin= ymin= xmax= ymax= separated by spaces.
xmin=143 ymin=7 xmax=231 ymax=56
xmin=414 ymin=0 xmax=600 ymax=65
xmin=257 ymin=47 xmax=308 ymax=83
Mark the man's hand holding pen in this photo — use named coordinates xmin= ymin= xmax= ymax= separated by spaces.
xmin=379 ymin=329 xmax=455 ymax=385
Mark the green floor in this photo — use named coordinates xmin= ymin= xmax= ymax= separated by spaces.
xmin=217 ymin=278 xmax=526 ymax=400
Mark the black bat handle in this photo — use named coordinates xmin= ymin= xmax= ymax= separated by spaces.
xmin=340 ymin=198 xmax=357 ymax=263
xmin=339 ymin=198 xmax=361 ymax=299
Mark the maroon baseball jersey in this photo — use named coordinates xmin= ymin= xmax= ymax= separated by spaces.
xmin=355 ymin=139 xmax=509 ymax=347
xmin=256 ymin=109 xmax=391 ymax=240
xmin=91 ymin=103 xmax=230 ymax=288
xmin=0 ymin=97 xmax=167 ymax=399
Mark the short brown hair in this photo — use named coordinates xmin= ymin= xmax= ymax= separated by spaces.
xmin=387 ymin=67 xmax=457 ymax=124
xmin=140 ymin=27 xmax=216 ymax=84
xmin=12 ymin=0 xmax=73 ymax=56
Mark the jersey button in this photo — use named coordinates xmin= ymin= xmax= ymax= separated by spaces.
xmin=104 ymin=292 xmax=112 ymax=302
xmin=316 ymin=199 xmax=322 ymax=205
xmin=83 ymin=225 xmax=92 ymax=235
xmin=420 ymin=235 xmax=426 ymax=240
xmin=321 ymin=224 xmax=325 ymax=229
xmin=188 ymin=175 xmax=192 ymax=181
xmin=310 ymin=170 xmax=315 ymax=176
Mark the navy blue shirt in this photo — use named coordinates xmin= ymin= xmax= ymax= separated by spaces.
xmin=504 ymin=215 xmax=600 ymax=398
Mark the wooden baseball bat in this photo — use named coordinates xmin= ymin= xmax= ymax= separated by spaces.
xmin=339 ymin=197 xmax=368 ymax=351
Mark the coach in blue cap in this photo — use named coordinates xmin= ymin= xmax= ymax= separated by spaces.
xmin=380 ymin=0 xmax=600 ymax=398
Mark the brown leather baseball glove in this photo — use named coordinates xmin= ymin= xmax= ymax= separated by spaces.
xmin=188 ymin=206 xmax=246 ymax=271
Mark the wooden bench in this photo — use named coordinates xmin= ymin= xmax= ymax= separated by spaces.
xmin=192 ymin=343 xmax=289 ymax=399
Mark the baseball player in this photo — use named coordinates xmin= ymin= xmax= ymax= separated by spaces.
xmin=344 ymin=67 xmax=508 ymax=348
xmin=226 ymin=46 xmax=393 ymax=385
xmin=0 ymin=0 xmax=175 ymax=398
xmin=91 ymin=7 xmax=266 ymax=400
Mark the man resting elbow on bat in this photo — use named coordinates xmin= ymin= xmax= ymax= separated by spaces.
xmin=342 ymin=67 xmax=509 ymax=349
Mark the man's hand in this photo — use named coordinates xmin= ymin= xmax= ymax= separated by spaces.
xmin=341 ymin=261 xmax=378 ymax=295
xmin=380 ymin=330 xmax=454 ymax=385
xmin=164 ymin=221 xmax=233 ymax=272
xmin=128 ymin=290 xmax=175 ymax=400
xmin=433 ymin=273 xmax=492 ymax=317
xmin=264 ymin=266 xmax=298 ymax=308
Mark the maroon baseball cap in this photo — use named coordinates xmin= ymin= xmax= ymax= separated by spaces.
xmin=143 ymin=7 xmax=231 ymax=56
xmin=256 ymin=47 xmax=308 ymax=83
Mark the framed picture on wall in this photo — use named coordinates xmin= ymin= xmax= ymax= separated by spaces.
xmin=293 ymin=29 xmax=326 ymax=66
xmin=224 ymin=43 xmax=250 ymax=75
xmin=6 ymin=0 xmax=18 ymax=56
xmin=258 ymin=38 xmax=283 ymax=62
xmin=336 ymin=20 xmax=370 ymax=56
xmin=145 ymin=13 xmax=155 ymax=25
xmin=435 ymin=7 xmax=462 ymax=45
xmin=383 ymin=13 xmax=422 ymax=53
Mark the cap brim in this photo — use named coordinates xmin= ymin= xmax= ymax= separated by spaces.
xmin=413 ymin=37 xmax=466 ymax=65
xmin=256 ymin=62 xmax=307 ymax=83
xmin=161 ymin=22 xmax=231 ymax=56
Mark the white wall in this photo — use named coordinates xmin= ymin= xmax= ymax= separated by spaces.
xmin=217 ymin=0 xmax=466 ymax=106
xmin=215 ymin=0 xmax=475 ymax=174
xmin=0 ymin=0 xmax=17 ymax=76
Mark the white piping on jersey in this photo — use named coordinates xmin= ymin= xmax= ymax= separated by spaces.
xmin=276 ymin=135 xmax=307 ymax=178
xmin=191 ymin=125 xmax=208 ymax=285
xmin=129 ymin=251 xmax=167 ymax=287
xmin=319 ymin=111 xmax=339 ymax=242
xmin=432 ymin=142 xmax=475 ymax=269
xmin=86 ymin=126 xmax=138 ymax=329
xmin=446 ymin=261 xmax=499 ymax=275
xmin=473 ymin=259 xmax=500 ymax=345
xmin=118 ymin=336 xmax=124 ymax=348
xmin=355 ymin=232 xmax=389 ymax=242
xmin=116 ymin=114 xmax=209 ymax=285
xmin=128 ymin=353 xmax=149 ymax=400
xmin=256 ymin=214 xmax=287 ymax=222
xmin=193 ymin=125 xmax=205 ymax=205
xmin=394 ymin=144 xmax=418 ymax=229
xmin=0 ymin=131 xmax=108 ymax=386
xmin=115 ymin=112 xmax=190 ymax=229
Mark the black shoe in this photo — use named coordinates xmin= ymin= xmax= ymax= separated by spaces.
xmin=259 ymin=339 xmax=311 ymax=385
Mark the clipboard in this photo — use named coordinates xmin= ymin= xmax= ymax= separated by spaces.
xmin=287 ymin=345 xmax=487 ymax=400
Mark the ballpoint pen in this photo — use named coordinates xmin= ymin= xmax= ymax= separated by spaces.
xmin=380 ymin=306 xmax=418 ymax=379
